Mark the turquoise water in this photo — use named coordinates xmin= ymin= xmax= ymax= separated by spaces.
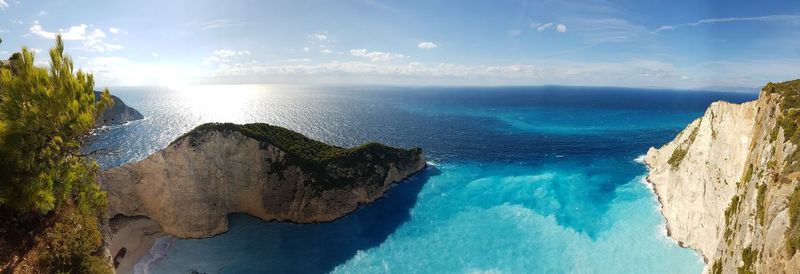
xmin=91 ymin=85 xmax=755 ymax=273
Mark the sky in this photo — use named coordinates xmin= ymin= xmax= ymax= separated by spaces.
xmin=0 ymin=0 xmax=799 ymax=89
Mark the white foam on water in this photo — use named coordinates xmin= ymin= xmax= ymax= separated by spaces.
xmin=634 ymin=154 xmax=646 ymax=164
xmin=133 ymin=235 xmax=176 ymax=274
xmin=639 ymin=175 xmax=655 ymax=193
xmin=637 ymin=176 xmax=688 ymax=252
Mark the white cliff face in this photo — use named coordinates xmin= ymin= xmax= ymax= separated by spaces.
xmin=645 ymin=90 xmax=800 ymax=274
xmin=99 ymin=127 xmax=426 ymax=238
xmin=645 ymin=101 xmax=757 ymax=260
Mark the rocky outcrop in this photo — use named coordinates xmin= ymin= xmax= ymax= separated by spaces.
xmin=95 ymin=92 xmax=144 ymax=126
xmin=646 ymin=80 xmax=800 ymax=274
xmin=98 ymin=123 xmax=426 ymax=238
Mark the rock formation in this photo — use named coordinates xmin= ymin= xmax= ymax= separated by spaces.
xmin=646 ymin=80 xmax=800 ymax=273
xmin=95 ymin=91 xmax=144 ymax=126
xmin=99 ymin=123 xmax=426 ymax=238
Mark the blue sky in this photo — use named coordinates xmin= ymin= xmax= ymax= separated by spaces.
xmin=0 ymin=0 xmax=799 ymax=89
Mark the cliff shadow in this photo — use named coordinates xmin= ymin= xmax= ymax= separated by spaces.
xmin=170 ymin=166 xmax=441 ymax=274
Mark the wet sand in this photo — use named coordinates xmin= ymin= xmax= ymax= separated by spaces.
xmin=109 ymin=216 xmax=166 ymax=274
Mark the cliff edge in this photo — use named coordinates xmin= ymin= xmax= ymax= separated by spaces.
xmin=646 ymin=80 xmax=800 ymax=273
xmin=98 ymin=123 xmax=426 ymax=238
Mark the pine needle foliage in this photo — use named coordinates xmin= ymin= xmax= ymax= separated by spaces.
xmin=0 ymin=35 xmax=112 ymax=214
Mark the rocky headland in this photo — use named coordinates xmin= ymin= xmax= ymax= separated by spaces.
xmin=95 ymin=91 xmax=144 ymax=127
xmin=99 ymin=123 xmax=426 ymax=238
xmin=646 ymin=80 xmax=800 ymax=273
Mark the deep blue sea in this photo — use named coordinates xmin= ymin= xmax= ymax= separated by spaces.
xmin=90 ymin=85 xmax=756 ymax=274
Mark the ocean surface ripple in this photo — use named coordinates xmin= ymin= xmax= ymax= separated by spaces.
xmin=90 ymin=85 xmax=755 ymax=274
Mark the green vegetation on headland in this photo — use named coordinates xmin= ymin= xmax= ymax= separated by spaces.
xmin=667 ymin=123 xmax=699 ymax=169
xmin=0 ymin=36 xmax=113 ymax=273
xmin=173 ymin=122 xmax=423 ymax=190
xmin=763 ymin=79 xmax=800 ymax=256
xmin=768 ymin=80 xmax=800 ymax=171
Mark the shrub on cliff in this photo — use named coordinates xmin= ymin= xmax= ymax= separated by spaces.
xmin=0 ymin=35 xmax=112 ymax=273
xmin=787 ymin=185 xmax=800 ymax=255
xmin=765 ymin=79 xmax=800 ymax=256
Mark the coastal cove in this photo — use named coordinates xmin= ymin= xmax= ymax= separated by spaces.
xmin=90 ymin=85 xmax=756 ymax=273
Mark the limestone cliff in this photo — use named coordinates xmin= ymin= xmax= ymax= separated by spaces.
xmin=98 ymin=123 xmax=426 ymax=238
xmin=646 ymin=80 xmax=800 ymax=273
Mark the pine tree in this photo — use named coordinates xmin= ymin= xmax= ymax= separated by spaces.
xmin=0 ymin=34 xmax=114 ymax=274
xmin=0 ymin=34 xmax=112 ymax=214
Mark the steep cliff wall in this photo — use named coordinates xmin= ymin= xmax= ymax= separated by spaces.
xmin=646 ymin=80 xmax=800 ymax=274
xmin=98 ymin=123 xmax=426 ymax=238
xmin=646 ymin=100 xmax=757 ymax=258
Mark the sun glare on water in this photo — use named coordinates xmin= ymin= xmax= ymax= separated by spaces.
xmin=172 ymin=85 xmax=265 ymax=123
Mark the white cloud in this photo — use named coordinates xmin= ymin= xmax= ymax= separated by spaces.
xmin=11 ymin=20 xmax=23 ymax=25
xmin=213 ymin=49 xmax=250 ymax=58
xmin=109 ymin=27 xmax=120 ymax=34
xmin=29 ymin=24 xmax=122 ymax=52
xmin=90 ymin=29 xmax=106 ymax=38
xmin=38 ymin=10 xmax=48 ymax=16
xmin=531 ymin=22 xmax=567 ymax=33
xmin=311 ymin=33 xmax=328 ymax=41
xmin=197 ymin=19 xmax=239 ymax=30
xmin=0 ymin=0 xmax=8 ymax=10
xmin=654 ymin=25 xmax=674 ymax=32
xmin=152 ymin=52 xmax=159 ymax=57
xmin=568 ymin=18 xmax=646 ymax=44
xmin=193 ymin=57 xmax=790 ymax=89
xmin=85 ymin=56 xmax=198 ymax=87
xmin=654 ymin=14 xmax=800 ymax=33
xmin=202 ymin=49 xmax=251 ymax=65
xmin=321 ymin=49 xmax=332 ymax=53
xmin=0 ymin=29 xmax=9 ymax=33
xmin=30 ymin=24 xmax=87 ymax=40
xmin=417 ymin=41 xmax=438 ymax=49
xmin=350 ymin=48 xmax=406 ymax=62
xmin=85 ymin=28 xmax=123 ymax=52
xmin=303 ymin=47 xmax=309 ymax=52
xmin=82 ymin=53 xmax=798 ymax=89
xmin=535 ymin=22 xmax=554 ymax=31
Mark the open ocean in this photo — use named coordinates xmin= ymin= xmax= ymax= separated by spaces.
xmin=89 ymin=85 xmax=756 ymax=274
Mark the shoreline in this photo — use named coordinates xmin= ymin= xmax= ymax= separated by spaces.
xmin=106 ymin=164 xmax=431 ymax=273
xmin=109 ymin=216 xmax=166 ymax=274
xmin=640 ymin=156 xmax=709 ymax=265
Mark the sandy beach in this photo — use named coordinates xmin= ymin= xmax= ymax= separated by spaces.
xmin=109 ymin=216 xmax=166 ymax=274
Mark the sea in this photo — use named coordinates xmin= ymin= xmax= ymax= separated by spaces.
xmin=89 ymin=85 xmax=756 ymax=274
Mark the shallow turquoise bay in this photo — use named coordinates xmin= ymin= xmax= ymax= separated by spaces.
xmin=91 ymin=85 xmax=755 ymax=273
